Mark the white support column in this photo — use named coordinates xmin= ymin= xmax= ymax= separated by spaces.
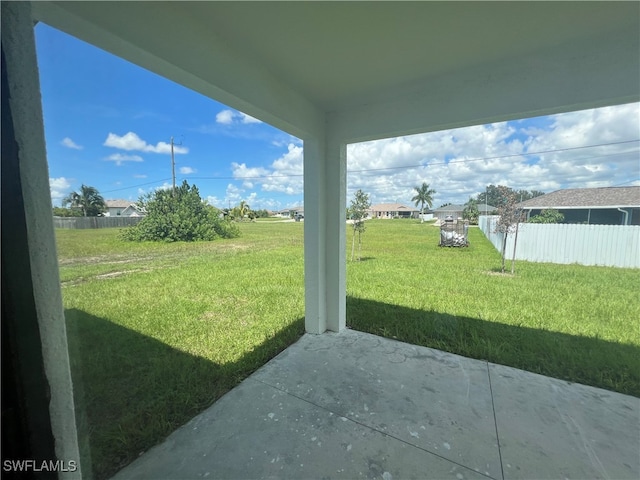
xmin=303 ymin=135 xmax=327 ymax=334
xmin=325 ymin=136 xmax=347 ymax=332
xmin=303 ymin=131 xmax=347 ymax=334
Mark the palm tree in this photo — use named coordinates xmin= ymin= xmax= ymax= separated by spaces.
xmin=463 ymin=198 xmax=480 ymax=224
xmin=62 ymin=184 xmax=106 ymax=216
xmin=237 ymin=200 xmax=250 ymax=221
xmin=411 ymin=182 xmax=436 ymax=223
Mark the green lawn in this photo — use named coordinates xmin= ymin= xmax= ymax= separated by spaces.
xmin=58 ymin=223 xmax=305 ymax=479
xmin=346 ymin=220 xmax=640 ymax=396
xmin=56 ymin=220 xmax=640 ymax=479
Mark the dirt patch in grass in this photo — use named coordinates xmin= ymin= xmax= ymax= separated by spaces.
xmin=59 ymin=255 xmax=155 ymax=267
xmin=62 ymin=268 xmax=153 ymax=287
xmin=483 ymin=270 xmax=516 ymax=277
xmin=95 ymin=271 xmax=135 ymax=279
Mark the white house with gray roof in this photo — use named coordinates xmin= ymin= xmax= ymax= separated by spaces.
xmin=369 ymin=203 xmax=418 ymax=219
xmin=104 ymin=199 xmax=146 ymax=217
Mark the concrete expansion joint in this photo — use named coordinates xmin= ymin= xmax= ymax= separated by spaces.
xmin=251 ymin=376 xmax=498 ymax=479
xmin=486 ymin=361 xmax=505 ymax=480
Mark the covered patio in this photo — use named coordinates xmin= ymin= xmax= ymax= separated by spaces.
xmin=111 ymin=330 xmax=638 ymax=479
xmin=2 ymin=2 xmax=638 ymax=479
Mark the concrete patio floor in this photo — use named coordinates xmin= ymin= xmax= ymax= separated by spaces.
xmin=112 ymin=329 xmax=639 ymax=480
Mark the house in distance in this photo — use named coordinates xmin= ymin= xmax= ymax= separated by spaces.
xmin=517 ymin=186 xmax=640 ymax=225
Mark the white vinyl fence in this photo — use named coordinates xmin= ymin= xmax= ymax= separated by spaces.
xmin=53 ymin=216 xmax=143 ymax=229
xmin=479 ymin=215 xmax=640 ymax=268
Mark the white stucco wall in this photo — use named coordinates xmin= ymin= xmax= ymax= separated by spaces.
xmin=2 ymin=3 xmax=82 ymax=477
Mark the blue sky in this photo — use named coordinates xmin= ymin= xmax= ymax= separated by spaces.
xmin=36 ymin=23 xmax=639 ymax=211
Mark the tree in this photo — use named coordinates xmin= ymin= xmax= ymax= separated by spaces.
xmin=238 ymin=200 xmax=250 ymax=220
xmin=493 ymin=186 xmax=525 ymax=274
xmin=528 ymin=209 xmax=564 ymax=224
xmin=411 ymin=182 xmax=436 ymax=223
xmin=348 ymin=189 xmax=371 ymax=261
xmin=52 ymin=206 xmax=82 ymax=217
xmin=121 ymin=181 xmax=239 ymax=242
xmin=462 ymin=198 xmax=480 ymax=224
xmin=231 ymin=200 xmax=252 ymax=222
xmin=515 ymin=189 xmax=545 ymax=202
xmin=253 ymin=209 xmax=270 ymax=218
xmin=62 ymin=184 xmax=106 ymax=216
xmin=477 ymin=184 xmax=544 ymax=208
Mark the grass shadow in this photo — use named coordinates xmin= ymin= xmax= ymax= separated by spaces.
xmin=346 ymin=296 xmax=640 ymax=397
xmin=65 ymin=309 xmax=304 ymax=480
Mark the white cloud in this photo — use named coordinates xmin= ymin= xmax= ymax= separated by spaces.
xmin=206 ymin=195 xmax=222 ymax=207
xmin=254 ymin=198 xmax=282 ymax=210
xmin=104 ymin=131 xmax=146 ymax=150
xmin=136 ymin=181 xmax=174 ymax=198
xmin=225 ymin=183 xmax=243 ymax=204
xmin=211 ymin=184 xmax=273 ymax=210
xmin=231 ymin=162 xmax=270 ymax=189
xmin=104 ymin=132 xmax=189 ymax=154
xmin=247 ymin=192 xmax=258 ymax=204
xmin=344 ymin=103 xmax=639 ymax=206
xmin=50 ymin=177 xmax=71 ymax=204
xmin=105 ymin=153 xmax=143 ymax=166
xmin=271 ymin=132 xmax=302 ymax=148
xmin=179 ymin=166 xmax=196 ymax=174
xmin=200 ymin=103 xmax=638 ymax=210
xmin=240 ymin=112 xmax=261 ymax=124
xmin=216 ymin=109 xmax=263 ymax=125
xmin=147 ymin=140 xmax=188 ymax=155
xmin=216 ymin=110 xmax=235 ymax=125
xmin=133 ymin=174 xmax=148 ymax=179
xmin=61 ymin=137 xmax=83 ymax=150
xmin=229 ymin=143 xmax=304 ymax=196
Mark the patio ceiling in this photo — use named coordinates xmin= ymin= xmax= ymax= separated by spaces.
xmin=32 ymin=1 xmax=639 ymax=141
xmin=183 ymin=1 xmax=637 ymax=112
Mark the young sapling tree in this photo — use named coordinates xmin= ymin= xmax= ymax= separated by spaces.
xmin=348 ymin=189 xmax=371 ymax=261
xmin=493 ymin=185 xmax=525 ymax=274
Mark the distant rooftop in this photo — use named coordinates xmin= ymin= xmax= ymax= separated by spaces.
xmin=433 ymin=204 xmax=464 ymax=212
xmin=105 ymin=199 xmax=134 ymax=208
xmin=517 ymin=186 xmax=640 ymax=209
xmin=478 ymin=204 xmax=497 ymax=212
xmin=370 ymin=203 xmax=418 ymax=211
xmin=418 ymin=204 xmax=495 ymax=213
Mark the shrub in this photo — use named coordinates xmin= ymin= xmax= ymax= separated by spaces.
xmin=528 ymin=209 xmax=564 ymax=224
xmin=121 ymin=181 xmax=240 ymax=242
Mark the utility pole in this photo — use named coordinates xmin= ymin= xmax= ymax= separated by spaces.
xmin=170 ymin=136 xmax=176 ymax=193
xmin=485 ymin=186 xmax=488 ymax=215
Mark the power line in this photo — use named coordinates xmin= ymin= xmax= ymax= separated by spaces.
xmin=101 ymin=177 xmax=173 ymax=194
xmin=185 ymin=149 xmax=637 ymax=182
xmin=189 ymin=173 xmax=303 ymax=181
xmin=101 ymin=138 xmax=639 ymax=192
xmin=193 ymin=139 xmax=638 ymax=180
xmin=611 ymin=179 xmax=640 ymax=187
xmin=347 ymin=139 xmax=640 ymax=174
